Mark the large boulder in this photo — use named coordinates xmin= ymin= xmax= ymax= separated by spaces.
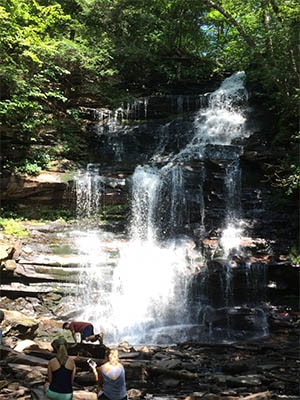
xmin=1 ymin=309 xmax=39 ymax=342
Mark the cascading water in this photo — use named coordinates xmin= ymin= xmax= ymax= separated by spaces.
xmin=129 ymin=165 xmax=161 ymax=243
xmin=96 ymin=165 xmax=198 ymax=344
xmin=75 ymin=164 xmax=104 ymax=219
xmin=220 ymin=160 xmax=244 ymax=258
xmin=73 ymin=71 xmax=268 ymax=344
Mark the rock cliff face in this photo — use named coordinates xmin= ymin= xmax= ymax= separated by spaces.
xmin=0 ymin=82 xmax=299 ymax=348
xmin=0 ymin=85 xmax=298 ymax=257
xmin=0 ymin=171 xmax=68 ymax=207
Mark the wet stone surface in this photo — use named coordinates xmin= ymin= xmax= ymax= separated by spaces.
xmin=0 ymin=223 xmax=299 ymax=399
xmin=0 ymin=298 xmax=299 ymax=400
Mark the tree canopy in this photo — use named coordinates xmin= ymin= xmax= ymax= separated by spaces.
xmin=0 ymin=0 xmax=299 ymax=193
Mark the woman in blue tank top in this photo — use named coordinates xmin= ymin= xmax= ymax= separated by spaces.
xmin=89 ymin=348 xmax=127 ymax=400
xmin=45 ymin=336 xmax=76 ymax=400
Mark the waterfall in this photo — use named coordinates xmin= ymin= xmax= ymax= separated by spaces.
xmin=168 ymin=164 xmax=187 ymax=235
xmin=170 ymin=71 xmax=249 ymax=256
xmin=220 ymin=160 xmax=244 ymax=257
xmin=129 ymin=165 xmax=161 ymax=243
xmin=173 ymin=71 xmax=249 ymax=163
xmin=105 ymin=164 xmax=197 ymax=343
xmin=72 ymin=71 xmax=268 ymax=344
xmin=75 ymin=164 xmax=104 ymax=219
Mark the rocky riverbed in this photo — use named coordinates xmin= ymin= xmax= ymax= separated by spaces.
xmin=0 ymin=221 xmax=299 ymax=400
xmin=0 ymin=309 xmax=299 ymax=400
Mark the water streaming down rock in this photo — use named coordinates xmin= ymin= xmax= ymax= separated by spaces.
xmin=75 ymin=164 xmax=104 ymax=219
xmin=73 ymin=72 xmax=268 ymax=344
xmin=129 ymin=165 xmax=161 ymax=243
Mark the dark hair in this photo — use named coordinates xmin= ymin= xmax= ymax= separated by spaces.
xmin=0 ymin=310 xmax=4 ymax=322
xmin=62 ymin=322 xmax=69 ymax=329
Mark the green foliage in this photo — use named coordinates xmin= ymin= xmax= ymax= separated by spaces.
xmin=281 ymin=164 xmax=300 ymax=196
xmin=289 ymin=246 xmax=300 ymax=266
xmin=266 ymin=130 xmax=300 ymax=196
xmin=0 ymin=206 xmax=75 ymax=222
xmin=15 ymin=151 xmax=51 ymax=175
xmin=16 ymin=162 xmax=42 ymax=175
xmin=101 ymin=204 xmax=129 ymax=219
xmin=0 ymin=218 xmax=29 ymax=236
xmin=0 ymin=0 xmax=298 ymax=198
xmin=35 ymin=210 xmax=75 ymax=221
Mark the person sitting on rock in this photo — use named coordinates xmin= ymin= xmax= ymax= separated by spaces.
xmin=45 ymin=336 xmax=76 ymax=400
xmin=88 ymin=348 xmax=127 ymax=400
xmin=62 ymin=321 xmax=103 ymax=344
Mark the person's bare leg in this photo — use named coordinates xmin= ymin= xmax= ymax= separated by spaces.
xmin=86 ymin=332 xmax=104 ymax=343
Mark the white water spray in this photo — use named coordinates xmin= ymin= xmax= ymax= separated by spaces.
xmin=173 ymin=71 xmax=249 ymax=164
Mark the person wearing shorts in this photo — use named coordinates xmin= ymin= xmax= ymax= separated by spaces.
xmin=63 ymin=321 xmax=103 ymax=343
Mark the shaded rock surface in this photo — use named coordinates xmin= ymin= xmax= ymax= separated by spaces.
xmin=0 ymin=224 xmax=299 ymax=399
xmin=0 ymin=91 xmax=298 ymax=258
xmin=0 ymin=314 xmax=299 ymax=399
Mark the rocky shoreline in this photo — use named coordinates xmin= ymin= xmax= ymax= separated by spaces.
xmin=0 ymin=309 xmax=299 ymax=400
xmin=0 ymin=222 xmax=299 ymax=400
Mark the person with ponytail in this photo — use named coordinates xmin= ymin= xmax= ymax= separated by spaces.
xmin=45 ymin=336 xmax=76 ymax=400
